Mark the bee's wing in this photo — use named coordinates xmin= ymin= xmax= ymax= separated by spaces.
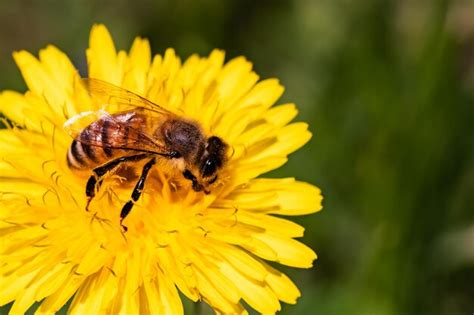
xmin=82 ymin=78 xmax=175 ymax=117
xmin=63 ymin=110 xmax=169 ymax=156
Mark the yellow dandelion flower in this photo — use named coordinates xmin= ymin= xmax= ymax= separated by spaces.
xmin=0 ymin=24 xmax=323 ymax=314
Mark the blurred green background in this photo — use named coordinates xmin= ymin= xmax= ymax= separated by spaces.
xmin=1 ymin=0 xmax=473 ymax=314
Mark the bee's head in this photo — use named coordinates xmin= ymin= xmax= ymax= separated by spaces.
xmin=199 ymin=136 xmax=227 ymax=185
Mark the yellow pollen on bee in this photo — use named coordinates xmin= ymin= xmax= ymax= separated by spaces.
xmin=170 ymin=157 xmax=186 ymax=172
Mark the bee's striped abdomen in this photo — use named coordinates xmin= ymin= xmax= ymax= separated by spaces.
xmin=67 ymin=139 xmax=105 ymax=170
xmin=67 ymin=139 xmax=87 ymax=169
xmin=67 ymin=119 xmax=117 ymax=169
xmin=66 ymin=112 xmax=144 ymax=170
xmin=101 ymin=119 xmax=114 ymax=158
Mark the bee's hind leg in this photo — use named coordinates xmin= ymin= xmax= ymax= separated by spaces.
xmin=85 ymin=153 xmax=150 ymax=212
xmin=120 ymin=157 xmax=156 ymax=232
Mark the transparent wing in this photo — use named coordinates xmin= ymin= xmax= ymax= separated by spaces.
xmin=82 ymin=78 xmax=175 ymax=117
xmin=63 ymin=110 xmax=168 ymax=155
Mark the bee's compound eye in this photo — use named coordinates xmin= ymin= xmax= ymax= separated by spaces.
xmin=201 ymin=158 xmax=217 ymax=177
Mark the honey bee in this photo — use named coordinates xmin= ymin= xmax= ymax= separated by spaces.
xmin=64 ymin=79 xmax=228 ymax=231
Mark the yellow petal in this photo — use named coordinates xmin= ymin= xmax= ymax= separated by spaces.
xmin=192 ymin=49 xmax=225 ymax=88
xmin=216 ymin=56 xmax=259 ymax=108
xmin=217 ymin=245 xmax=267 ymax=281
xmin=194 ymin=269 xmax=239 ymax=313
xmin=141 ymin=268 xmax=184 ymax=315
xmin=266 ymin=103 xmax=298 ymax=127
xmin=123 ymin=37 xmax=151 ymax=94
xmin=247 ymin=122 xmax=312 ymax=162
xmin=253 ymin=233 xmax=317 ymax=268
xmin=0 ymin=159 xmax=24 ymax=179
xmin=238 ymin=212 xmax=305 ymax=238
xmin=221 ymin=178 xmax=323 ymax=216
xmin=214 ymin=109 xmax=253 ymax=145
xmin=240 ymin=236 xmax=278 ymax=262
xmin=176 ymin=238 xmax=243 ymax=305
xmin=12 ymin=49 xmax=72 ymax=123
xmin=75 ymin=244 xmax=109 ymax=276
xmin=69 ymin=268 xmax=118 ymax=315
xmin=220 ymin=263 xmax=280 ymax=314
xmin=227 ymin=156 xmax=288 ymax=189
xmin=0 ymin=91 xmax=41 ymax=131
xmin=37 ymin=274 xmax=85 ymax=314
xmin=0 ymin=271 xmax=36 ymax=306
xmin=154 ymin=252 xmax=198 ymax=302
xmin=33 ymin=264 xmax=72 ymax=302
xmin=37 ymin=45 xmax=82 ymax=117
xmin=236 ymin=78 xmax=284 ymax=110
xmin=264 ymin=263 xmax=301 ymax=304
xmin=0 ymin=179 xmax=47 ymax=197
xmin=200 ymin=265 xmax=240 ymax=304
xmin=87 ymin=24 xmax=122 ymax=85
xmin=9 ymin=261 xmax=70 ymax=315
xmin=142 ymin=277 xmax=164 ymax=314
xmin=157 ymin=272 xmax=184 ymax=315
xmin=270 ymin=180 xmax=323 ymax=215
xmin=234 ymin=120 xmax=275 ymax=148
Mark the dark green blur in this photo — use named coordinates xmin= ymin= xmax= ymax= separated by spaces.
xmin=1 ymin=1 xmax=473 ymax=314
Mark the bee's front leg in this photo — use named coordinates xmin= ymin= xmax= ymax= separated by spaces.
xmin=182 ymin=169 xmax=209 ymax=194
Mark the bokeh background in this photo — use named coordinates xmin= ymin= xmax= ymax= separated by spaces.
xmin=1 ymin=1 xmax=473 ymax=314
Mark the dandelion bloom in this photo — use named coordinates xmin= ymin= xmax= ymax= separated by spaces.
xmin=0 ymin=25 xmax=323 ymax=314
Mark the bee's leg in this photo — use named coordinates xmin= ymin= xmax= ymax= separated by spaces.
xmin=183 ymin=170 xmax=209 ymax=194
xmin=85 ymin=176 xmax=99 ymax=211
xmin=85 ymin=153 xmax=150 ymax=211
xmin=120 ymin=157 xmax=156 ymax=232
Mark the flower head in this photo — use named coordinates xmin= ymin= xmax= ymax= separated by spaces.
xmin=0 ymin=24 xmax=322 ymax=314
